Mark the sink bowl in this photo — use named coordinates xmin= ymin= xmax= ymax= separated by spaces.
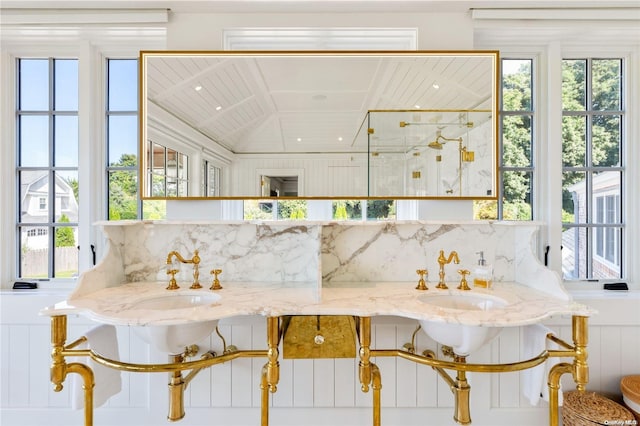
xmin=417 ymin=293 xmax=507 ymax=356
xmin=130 ymin=293 xmax=221 ymax=354
xmin=132 ymin=294 xmax=220 ymax=310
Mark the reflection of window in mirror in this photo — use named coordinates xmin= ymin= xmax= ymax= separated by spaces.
xmin=147 ymin=141 xmax=189 ymax=197
xmin=243 ymin=200 xmax=307 ymax=220
xmin=331 ymin=200 xmax=396 ymax=221
xmin=202 ymin=160 xmax=220 ymax=197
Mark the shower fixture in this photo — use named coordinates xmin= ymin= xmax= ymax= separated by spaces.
xmin=427 ymin=130 xmax=462 ymax=150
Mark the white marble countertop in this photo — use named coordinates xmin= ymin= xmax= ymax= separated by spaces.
xmin=40 ymin=281 xmax=594 ymax=328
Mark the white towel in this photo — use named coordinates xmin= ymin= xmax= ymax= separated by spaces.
xmin=70 ymin=324 xmax=122 ymax=410
xmin=521 ymin=324 xmax=563 ymax=406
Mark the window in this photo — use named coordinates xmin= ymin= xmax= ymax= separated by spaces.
xmin=106 ymin=59 xmax=139 ymax=220
xmin=331 ymin=200 xmax=396 ymax=221
xmin=561 ymin=58 xmax=623 ymax=280
xmin=244 ymin=200 xmax=308 ymax=220
xmin=146 ymin=141 xmax=190 ymax=198
xmin=475 ymin=58 xmax=534 ymax=221
xmin=106 ymin=58 xmax=166 ymax=220
xmin=16 ymin=58 xmax=79 ymax=279
xmin=202 ymin=160 xmax=221 ymax=197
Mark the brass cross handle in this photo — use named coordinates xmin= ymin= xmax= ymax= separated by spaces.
xmin=166 ymin=269 xmax=180 ymax=290
xmin=457 ymin=269 xmax=471 ymax=291
xmin=416 ymin=269 xmax=428 ymax=291
xmin=210 ymin=269 xmax=223 ymax=290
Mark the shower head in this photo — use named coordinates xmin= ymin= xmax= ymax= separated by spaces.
xmin=428 ymin=130 xmax=444 ymax=149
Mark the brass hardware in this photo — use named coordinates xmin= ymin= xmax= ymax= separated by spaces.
xmin=427 ymin=130 xmax=463 ymax=150
xmin=49 ymin=312 xmax=589 ymax=426
xmin=368 ymin=128 xmax=374 ymax=134
xmin=358 ymin=317 xmax=372 ymax=393
xmin=215 ymin=326 xmax=237 ymax=354
xmin=461 ymin=148 xmax=475 ymax=162
xmin=416 ymin=269 xmax=428 ymax=290
xmin=412 ymin=171 xmax=421 ymax=179
xmin=283 ymin=315 xmax=357 ymax=359
xmin=457 ymin=269 xmax=471 ymax=290
xmin=166 ymin=269 xmax=179 ymax=290
xmin=168 ymin=354 xmax=186 ymax=421
xmin=399 ymin=121 xmax=407 ymax=127
xmin=183 ymin=344 xmax=199 ymax=358
xmin=371 ymin=151 xmax=379 ymax=157
xmin=412 ymin=151 xmax=420 ymax=156
xmin=441 ymin=345 xmax=455 ymax=358
xmin=436 ymin=155 xmax=442 ymax=162
xmin=209 ymin=269 xmax=222 ymax=290
xmin=166 ymin=250 xmax=201 ymax=290
xmin=265 ymin=317 xmax=281 ymax=393
xmin=425 ymin=348 xmax=472 ymax=425
xmin=437 ymin=250 xmax=460 ymax=289
xmin=189 ymin=252 xmax=202 ymax=289
xmin=402 ymin=325 xmax=422 ymax=354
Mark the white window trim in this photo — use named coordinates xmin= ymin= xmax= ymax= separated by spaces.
xmin=478 ymin=32 xmax=639 ymax=288
xmin=0 ymin=15 xmax=165 ymax=289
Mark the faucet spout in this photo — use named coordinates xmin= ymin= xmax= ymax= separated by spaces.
xmin=165 ymin=250 xmax=200 ymax=290
xmin=437 ymin=250 xmax=460 ymax=289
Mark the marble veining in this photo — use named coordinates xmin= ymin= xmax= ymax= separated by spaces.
xmin=54 ymin=220 xmax=584 ymax=328
xmin=43 ymin=281 xmax=592 ymax=328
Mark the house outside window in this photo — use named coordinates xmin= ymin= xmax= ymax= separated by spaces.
xmin=561 ymin=58 xmax=623 ymax=280
xmin=16 ymin=58 xmax=79 ymax=279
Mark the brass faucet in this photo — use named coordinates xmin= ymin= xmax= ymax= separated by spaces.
xmin=166 ymin=250 xmax=201 ymax=290
xmin=436 ymin=250 xmax=459 ymax=289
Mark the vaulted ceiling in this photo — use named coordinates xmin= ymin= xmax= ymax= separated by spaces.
xmin=146 ymin=53 xmax=495 ymax=154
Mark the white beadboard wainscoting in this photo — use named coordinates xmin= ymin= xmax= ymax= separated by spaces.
xmin=1 ymin=291 xmax=639 ymax=426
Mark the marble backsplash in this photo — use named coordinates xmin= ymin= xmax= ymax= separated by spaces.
xmin=71 ymin=220 xmax=568 ymax=300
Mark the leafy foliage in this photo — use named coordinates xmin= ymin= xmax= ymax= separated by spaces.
xmin=109 ymin=153 xmax=138 ymax=220
xmin=55 ymin=214 xmax=75 ymax=247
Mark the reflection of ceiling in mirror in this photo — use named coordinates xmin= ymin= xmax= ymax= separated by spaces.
xmin=146 ymin=53 xmax=494 ymax=155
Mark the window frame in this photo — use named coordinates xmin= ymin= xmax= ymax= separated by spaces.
xmin=497 ymin=57 xmax=536 ymax=221
xmin=15 ymin=57 xmax=80 ymax=280
xmin=560 ymin=57 xmax=625 ymax=280
xmin=106 ymin=57 xmax=141 ymax=221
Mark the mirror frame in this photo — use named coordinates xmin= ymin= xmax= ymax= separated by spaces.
xmin=139 ymin=50 xmax=500 ymax=201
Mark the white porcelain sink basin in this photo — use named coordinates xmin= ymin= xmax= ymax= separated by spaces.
xmin=130 ymin=293 xmax=221 ymax=354
xmin=417 ymin=293 xmax=507 ymax=356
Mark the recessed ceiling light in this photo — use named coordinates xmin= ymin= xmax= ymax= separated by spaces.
xmin=195 ymin=85 xmax=202 ymax=91
xmin=215 ymin=106 xmax=222 ymax=111
xmin=297 ymin=137 xmax=302 ymax=142
xmin=414 ymin=104 xmax=421 ymax=109
xmin=432 ymin=83 xmax=440 ymax=89
xmin=338 ymin=137 xmax=343 ymax=141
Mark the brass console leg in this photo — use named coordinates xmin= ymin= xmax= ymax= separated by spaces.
xmin=260 ymin=365 xmax=269 ymax=426
xmin=358 ymin=317 xmax=372 ymax=393
xmin=548 ymin=363 xmax=572 ymax=426
xmin=167 ymin=355 xmax=186 ymax=421
xmin=547 ymin=315 xmax=589 ymax=426
xmin=266 ymin=317 xmax=280 ymax=393
xmin=51 ymin=315 xmax=95 ymax=426
xmin=453 ymin=355 xmax=471 ymax=425
xmin=262 ymin=317 xmax=281 ymax=426
xmin=572 ymin=316 xmax=589 ymax=391
xmin=371 ymin=363 xmax=382 ymax=426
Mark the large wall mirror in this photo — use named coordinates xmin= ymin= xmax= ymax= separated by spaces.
xmin=140 ymin=50 xmax=499 ymax=200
